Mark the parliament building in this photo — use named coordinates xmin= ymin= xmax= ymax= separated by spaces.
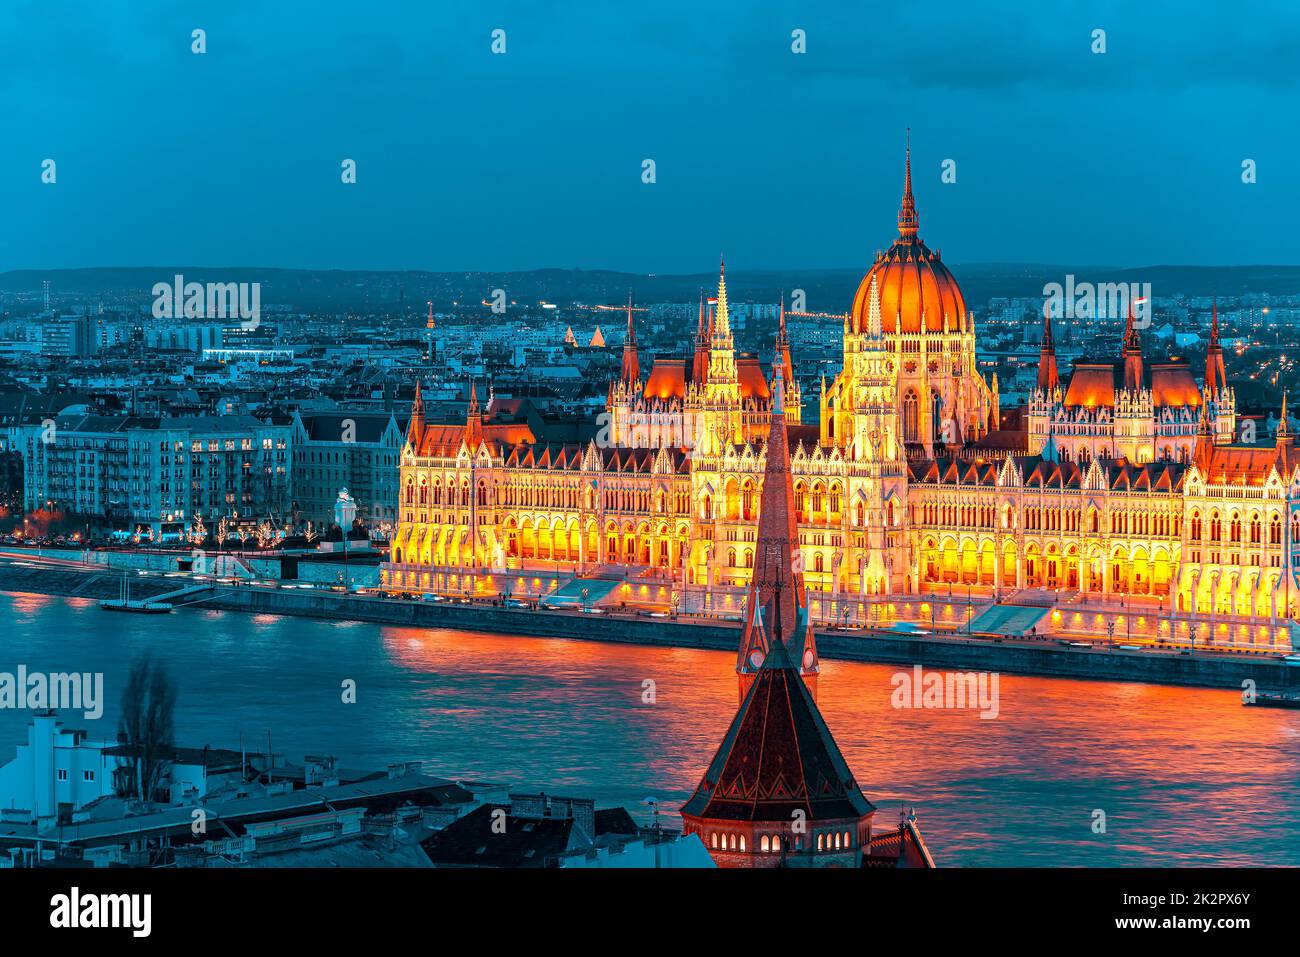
xmin=385 ymin=149 xmax=1300 ymax=628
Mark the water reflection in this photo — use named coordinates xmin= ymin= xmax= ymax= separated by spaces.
xmin=2 ymin=593 xmax=1298 ymax=865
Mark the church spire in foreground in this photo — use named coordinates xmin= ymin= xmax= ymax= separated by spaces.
xmin=735 ymin=354 xmax=818 ymax=703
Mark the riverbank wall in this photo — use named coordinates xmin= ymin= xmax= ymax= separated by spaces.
xmin=3 ymin=563 xmax=1296 ymax=692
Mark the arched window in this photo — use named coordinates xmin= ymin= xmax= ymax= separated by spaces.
xmin=760 ymin=835 xmax=770 ymax=852
xmin=738 ymin=835 xmax=746 ymax=852
xmin=903 ymin=390 xmax=919 ymax=443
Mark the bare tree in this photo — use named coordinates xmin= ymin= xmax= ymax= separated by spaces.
xmin=116 ymin=652 xmax=177 ymax=805
xmin=186 ymin=510 xmax=207 ymax=548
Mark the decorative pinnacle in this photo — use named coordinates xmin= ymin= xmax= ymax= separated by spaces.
xmin=898 ymin=129 xmax=918 ymax=239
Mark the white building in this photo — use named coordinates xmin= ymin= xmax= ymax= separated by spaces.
xmin=0 ymin=712 xmax=252 ymax=826
xmin=0 ymin=712 xmax=114 ymax=824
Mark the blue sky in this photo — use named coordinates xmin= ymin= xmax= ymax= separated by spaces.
xmin=2 ymin=0 xmax=1296 ymax=272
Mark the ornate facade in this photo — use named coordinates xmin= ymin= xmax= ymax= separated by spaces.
xmin=386 ymin=147 xmax=1300 ymax=629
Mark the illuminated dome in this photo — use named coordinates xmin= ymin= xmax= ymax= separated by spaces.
xmin=850 ymin=144 xmax=966 ymax=336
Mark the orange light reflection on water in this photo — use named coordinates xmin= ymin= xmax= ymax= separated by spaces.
xmin=382 ymin=627 xmax=1300 ymax=866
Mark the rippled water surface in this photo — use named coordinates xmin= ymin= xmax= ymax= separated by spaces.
xmin=4 ymin=591 xmax=1298 ymax=865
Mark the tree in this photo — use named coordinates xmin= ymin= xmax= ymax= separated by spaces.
xmin=187 ymin=511 xmax=207 ymax=547
xmin=116 ymin=652 xmax=177 ymax=805
xmin=256 ymin=518 xmax=275 ymax=549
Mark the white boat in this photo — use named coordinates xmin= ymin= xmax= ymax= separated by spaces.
xmin=99 ymin=572 xmax=173 ymax=614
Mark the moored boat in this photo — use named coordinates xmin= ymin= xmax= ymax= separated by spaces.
xmin=1244 ymin=690 xmax=1300 ymax=709
xmin=99 ymin=571 xmax=174 ymax=614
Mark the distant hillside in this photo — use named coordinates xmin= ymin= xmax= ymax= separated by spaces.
xmin=3 ymin=263 xmax=1299 ymax=314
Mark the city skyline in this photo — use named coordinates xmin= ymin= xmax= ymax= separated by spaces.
xmin=2 ymin=1 xmax=1298 ymax=923
xmin=3 ymin=1 xmax=1299 ymax=273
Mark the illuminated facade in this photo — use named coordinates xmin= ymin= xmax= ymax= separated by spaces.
xmin=385 ymin=148 xmax=1300 ymax=627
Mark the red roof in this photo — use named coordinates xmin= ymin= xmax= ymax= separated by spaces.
xmin=680 ymin=640 xmax=873 ymax=825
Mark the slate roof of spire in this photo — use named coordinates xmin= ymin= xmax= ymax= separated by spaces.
xmin=681 ymin=639 xmax=874 ymax=824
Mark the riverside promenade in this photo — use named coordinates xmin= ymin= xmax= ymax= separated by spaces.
xmin=3 ymin=554 xmax=1298 ymax=693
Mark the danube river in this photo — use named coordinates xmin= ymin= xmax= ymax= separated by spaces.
xmin=4 ymin=590 xmax=1299 ymax=866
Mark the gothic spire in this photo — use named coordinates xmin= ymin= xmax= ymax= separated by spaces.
xmin=1122 ymin=299 xmax=1143 ymax=392
xmin=736 ymin=349 xmax=818 ymax=703
xmin=713 ymin=256 xmax=731 ymax=340
xmin=866 ymin=273 xmax=883 ymax=339
xmin=407 ymin=379 xmax=425 ymax=449
xmin=776 ymin=291 xmax=794 ymax=384
xmin=897 ymin=129 xmax=918 ymax=239
xmin=1205 ymin=298 xmax=1227 ymax=395
xmin=1037 ymin=300 xmax=1059 ymax=393
xmin=621 ymin=291 xmax=641 ymax=385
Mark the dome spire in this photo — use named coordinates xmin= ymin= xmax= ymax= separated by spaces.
xmin=898 ymin=128 xmax=919 ymax=239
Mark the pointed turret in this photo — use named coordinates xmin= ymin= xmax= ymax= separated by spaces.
xmin=1205 ymin=299 xmax=1227 ymax=395
xmin=1037 ymin=301 xmax=1059 ymax=393
xmin=713 ymin=257 xmax=732 ymax=342
xmin=407 ymin=380 xmax=425 ymax=451
xmin=681 ymin=625 xmax=878 ymax=868
xmin=1194 ymin=398 xmax=1215 ymax=473
xmin=897 ymin=129 xmax=918 ymax=240
xmin=736 ymin=354 xmax=818 ymax=703
xmin=775 ymin=292 xmax=794 ymax=384
xmin=691 ymin=289 xmax=710 ymax=383
xmin=1278 ymin=393 xmax=1293 ymax=447
xmin=620 ymin=292 xmax=641 ymax=385
xmin=1122 ymin=300 xmax=1144 ymax=392
xmin=464 ymin=381 xmax=483 ymax=449
xmin=865 ymin=274 xmax=883 ymax=340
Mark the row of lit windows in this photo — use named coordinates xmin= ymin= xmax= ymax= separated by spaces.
xmin=707 ymin=830 xmax=855 ymax=852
